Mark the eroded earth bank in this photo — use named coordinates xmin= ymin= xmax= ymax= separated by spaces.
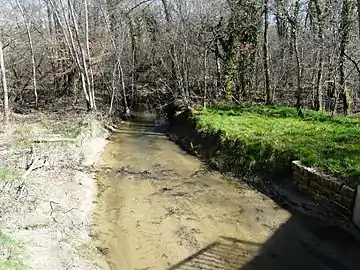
xmin=93 ymin=115 xmax=360 ymax=270
xmin=0 ymin=112 xmax=110 ymax=269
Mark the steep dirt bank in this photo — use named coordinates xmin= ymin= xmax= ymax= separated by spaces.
xmin=0 ymin=112 xmax=110 ymax=269
xmin=93 ymin=116 xmax=360 ymax=270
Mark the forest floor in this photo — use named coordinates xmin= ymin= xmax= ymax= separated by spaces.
xmin=192 ymin=105 xmax=360 ymax=186
xmin=0 ymin=111 xmax=111 ymax=269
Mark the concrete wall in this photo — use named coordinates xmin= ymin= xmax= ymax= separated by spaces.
xmin=292 ymin=161 xmax=356 ymax=217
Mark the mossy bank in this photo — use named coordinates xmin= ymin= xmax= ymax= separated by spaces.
xmin=168 ymin=105 xmax=360 ymax=218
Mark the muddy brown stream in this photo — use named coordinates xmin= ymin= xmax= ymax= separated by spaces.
xmin=93 ymin=115 xmax=360 ymax=270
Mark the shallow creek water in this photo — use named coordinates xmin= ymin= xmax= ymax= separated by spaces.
xmin=93 ymin=114 xmax=360 ymax=270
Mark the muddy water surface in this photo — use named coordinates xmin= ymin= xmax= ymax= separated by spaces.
xmin=93 ymin=115 xmax=360 ymax=270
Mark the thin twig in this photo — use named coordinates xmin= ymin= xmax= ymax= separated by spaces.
xmin=16 ymin=146 xmax=47 ymax=197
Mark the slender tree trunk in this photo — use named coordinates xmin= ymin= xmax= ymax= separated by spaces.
xmin=294 ymin=35 xmax=301 ymax=109
xmin=203 ymin=45 xmax=208 ymax=108
xmin=223 ymin=30 xmax=235 ymax=102
xmin=264 ymin=0 xmax=273 ymax=105
xmin=68 ymin=0 xmax=94 ymax=110
xmin=0 ymin=42 xmax=9 ymax=125
xmin=314 ymin=49 xmax=324 ymax=111
xmin=128 ymin=18 xmax=137 ymax=108
xmin=214 ymin=38 xmax=222 ymax=98
xmin=313 ymin=0 xmax=324 ymax=111
xmin=131 ymin=47 xmax=135 ymax=108
xmin=16 ymin=0 xmax=38 ymax=109
xmin=47 ymin=1 xmax=53 ymax=35
xmin=109 ymin=63 xmax=117 ymax=115
xmin=357 ymin=0 xmax=360 ymax=37
xmin=290 ymin=0 xmax=302 ymax=110
xmin=161 ymin=0 xmax=184 ymax=99
xmin=339 ymin=0 xmax=353 ymax=115
xmin=119 ymin=60 xmax=130 ymax=116
xmin=84 ymin=0 xmax=96 ymax=110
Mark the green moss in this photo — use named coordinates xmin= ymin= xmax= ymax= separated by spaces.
xmin=0 ymin=232 xmax=26 ymax=270
xmin=13 ymin=126 xmax=33 ymax=137
xmin=42 ymin=119 xmax=83 ymax=139
xmin=0 ymin=168 xmax=21 ymax=183
xmin=192 ymin=105 xmax=360 ymax=186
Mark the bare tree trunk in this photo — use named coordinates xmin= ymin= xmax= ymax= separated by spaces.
xmin=224 ymin=35 xmax=235 ymax=102
xmin=214 ymin=38 xmax=222 ymax=98
xmin=203 ymin=45 xmax=208 ymax=108
xmin=128 ymin=18 xmax=137 ymax=108
xmin=314 ymin=51 xmax=324 ymax=111
xmin=339 ymin=0 xmax=353 ymax=115
xmin=67 ymin=0 xmax=94 ymax=110
xmin=109 ymin=64 xmax=117 ymax=115
xmin=357 ymin=0 xmax=360 ymax=37
xmin=161 ymin=0 xmax=184 ymax=100
xmin=312 ymin=0 xmax=324 ymax=111
xmin=119 ymin=60 xmax=130 ymax=116
xmin=264 ymin=0 xmax=273 ymax=105
xmin=294 ymin=35 xmax=301 ymax=109
xmin=84 ymin=0 xmax=96 ymax=110
xmin=131 ymin=44 xmax=135 ymax=108
xmin=289 ymin=0 xmax=302 ymax=110
xmin=0 ymin=42 xmax=9 ymax=125
xmin=47 ymin=0 xmax=92 ymax=110
xmin=16 ymin=0 xmax=38 ymax=109
xmin=47 ymin=1 xmax=53 ymax=35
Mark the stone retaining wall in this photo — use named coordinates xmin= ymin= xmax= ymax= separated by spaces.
xmin=292 ymin=161 xmax=357 ymax=218
xmin=353 ymin=187 xmax=360 ymax=229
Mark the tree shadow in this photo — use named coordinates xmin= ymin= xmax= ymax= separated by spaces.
xmin=168 ymin=213 xmax=360 ymax=270
xmin=168 ymin=237 xmax=260 ymax=270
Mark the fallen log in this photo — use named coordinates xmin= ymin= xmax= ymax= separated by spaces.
xmin=34 ymin=138 xmax=77 ymax=143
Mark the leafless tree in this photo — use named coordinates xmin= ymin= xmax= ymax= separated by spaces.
xmin=0 ymin=0 xmax=359 ymax=115
xmin=0 ymin=41 xmax=9 ymax=125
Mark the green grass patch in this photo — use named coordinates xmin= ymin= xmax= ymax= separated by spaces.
xmin=0 ymin=231 xmax=26 ymax=270
xmin=13 ymin=126 xmax=33 ymax=137
xmin=192 ymin=105 xmax=360 ymax=185
xmin=42 ymin=119 xmax=84 ymax=139
xmin=0 ymin=168 xmax=21 ymax=183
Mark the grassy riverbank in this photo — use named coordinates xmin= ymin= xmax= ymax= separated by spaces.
xmin=191 ymin=105 xmax=360 ymax=186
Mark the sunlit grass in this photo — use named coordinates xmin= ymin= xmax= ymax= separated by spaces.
xmin=192 ymin=105 xmax=360 ymax=185
xmin=0 ymin=168 xmax=21 ymax=183
xmin=0 ymin=231 xmax=26 ymax=270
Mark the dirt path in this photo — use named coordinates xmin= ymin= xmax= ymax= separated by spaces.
xmin=93 ymin=116 xmax=360 ymax=270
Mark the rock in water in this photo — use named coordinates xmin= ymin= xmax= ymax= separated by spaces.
xmin=164 ymin=98 xmax=189 ymax=123
xmin=154 ymin=117 xmax=169 ymax=127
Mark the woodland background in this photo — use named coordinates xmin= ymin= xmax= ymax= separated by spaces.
xmin=1 ymin=0 xmax=360 ymax=117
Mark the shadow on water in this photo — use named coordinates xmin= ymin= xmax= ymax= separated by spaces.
xmin=115 ymin=113 xmax=169 ymax=137
xmin=168 ymin=212 xmax=360 ymax=270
